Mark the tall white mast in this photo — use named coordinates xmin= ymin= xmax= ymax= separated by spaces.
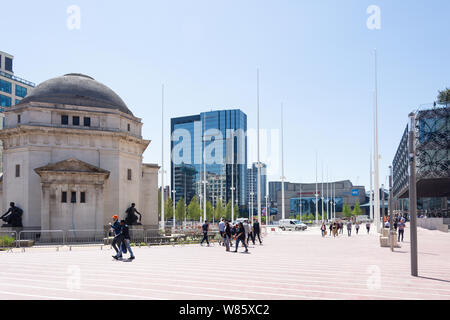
xmin=161 ymin=84 xmax=165 ymax=231
xmin=256 ymin=69 xmax=262 ymax=224
xmin=373 ymin=49 xmax=381 ymax=232
xmin=315 ymin=152 xmax=319 ymax=224
xmin=321 ymin=162 xmax=324 ymax=222
xmin=370 ymin=151 xmax=374 ymax=220
xmin=281 ymin=103 xmax=286 ymax=220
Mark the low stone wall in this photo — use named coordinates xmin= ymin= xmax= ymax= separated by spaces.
xmin=417 ymin=218 xmax=449 ymax=233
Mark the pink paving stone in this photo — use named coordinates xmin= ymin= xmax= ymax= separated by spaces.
xmin=0 ymin=223 xmax=449 ymax=300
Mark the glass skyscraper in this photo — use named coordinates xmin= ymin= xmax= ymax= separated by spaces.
xmin=171 ymin=109 xmax=247 ymax=212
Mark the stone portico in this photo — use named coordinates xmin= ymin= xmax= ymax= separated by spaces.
xmin=0 ymin=73 xmax=159 ymax=231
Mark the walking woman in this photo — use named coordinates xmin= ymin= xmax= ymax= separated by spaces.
xmin=224 ymin=220 xmax=232 ymax=252
xmin=321 ymin=222 xmax=327 ymax=237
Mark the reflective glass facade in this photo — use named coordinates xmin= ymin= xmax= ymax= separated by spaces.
xmin=15 ymin=84 xmax=27 ymax=98
xmin=171 ymin=109 xmax=247 ymax=211
xmin=0 ymin=79 xmax=11 ymax=94
xmin=0 ymin=94 xmax=11 ymax=107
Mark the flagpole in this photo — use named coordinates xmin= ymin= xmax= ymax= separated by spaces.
xmin=161 ymin=84 xmax=165 ymax=231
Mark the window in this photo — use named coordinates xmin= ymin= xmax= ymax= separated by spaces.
xmin=80 ymin=192 xmax=86 ymax=203
xmin=73 ymin=116 xmax=80 ymax=126
xmin=0 ymin=94 xmax=11 ymax=107
xmin=84 ymin=117 xmax=91 ymax=127
xmin=127 ymin=124 xmax=131 ymax=131
xmin=71 ymin=192 xmax=77 ymax=203
xmin=15 ymin=99 xmax=20 ymax=105
xmin=15 ymin=165 xmax=20 ymax=178
xmin=15 ymin=85 xmax=27 ymax=98
xmin=0 ymin=79 xmax=11 ymax=94
xmin=127 ymin=169 xmax=132 ymax=181
xmin=5 ymin=57 xmax=13 ymax=72
xmin=61 ymin=115 xmax=69 ymax=125
xmin=17 ymin=114 xmax=21 ymax=124
xmin=61 ymin=192 xmax=67 ymax=203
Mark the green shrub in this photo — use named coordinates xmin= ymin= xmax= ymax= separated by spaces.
xmin=0 ymin=236 xmax=15 ymax=248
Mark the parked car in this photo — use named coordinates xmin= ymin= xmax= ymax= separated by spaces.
xmin=278 ymin=219 xmax=308 ymax=231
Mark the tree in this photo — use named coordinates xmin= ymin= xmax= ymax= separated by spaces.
xmin=352 ymin=201 xmax=362 ymax=216
xmin=438 ymin=88 xmax=450 ymax=104
xmin=214 ymin=199 xmax=226 ymax=221
xmin=175 ymin=198 xmax=186 ymax=222
xmin=343 ymin=204 xmax=352 ymax=218
xmin=187 ymin=196 xmax=201 ymax=221
xmin=225 ymin=201 xmax=232 ymax=221
xmin=206 ymin=201 xmax=214 ymax=222
xmin=164 ymin=198 xmax=174 ymax=221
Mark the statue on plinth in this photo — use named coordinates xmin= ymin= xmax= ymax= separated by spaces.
xmin=125 ymin=203 xmax=142 ymax=226
xmin=1 ymin=202 xmax=23 ymax=228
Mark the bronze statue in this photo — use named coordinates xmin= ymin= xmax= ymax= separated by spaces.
xmin=1 ymin=202 xmax=23 ymax=228
xmin=125 ymin=203 xmax=142 ymax=226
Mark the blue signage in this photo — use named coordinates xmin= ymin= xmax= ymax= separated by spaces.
xmin=352 ymin=189 xmax=360 ymax=196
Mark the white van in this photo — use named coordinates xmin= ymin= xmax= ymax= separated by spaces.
xmin=278 ymin=219 xmax=307 ymax=231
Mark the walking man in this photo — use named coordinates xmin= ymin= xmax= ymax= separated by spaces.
xmin=224 ymin=220 xmax=232 ymax=252
xmin=110 ymin=215 xmax=124 ymax=259
xmin=116 ymin=220 xmax=135 ymax=260
xmin=243 ymin=219 xmax=250 ymax=246
xmin=234 ymin=222 xmax=248 ymax=253
xmin=355 ymin=222 xmax=360 ymax=235
xmin=398 ymin=218 xmax=405 ymax=242
xmin=253 ymin=219 xmax=263 ymax=244
xmin=200 ymin=220 xmax=210 ymax=246
xmin=347 ymin=220 xmax=352 ymax=237
xmin=366 ymin=222 xmax=371 ymax=234
xmin=218 ymin=218 xmax=225 ymax=246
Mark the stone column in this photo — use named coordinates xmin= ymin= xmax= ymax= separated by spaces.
xmin=40 ymin=183 xmax=51 ymax=230
xmin=141 ymin=164 xmax=159 ymax=229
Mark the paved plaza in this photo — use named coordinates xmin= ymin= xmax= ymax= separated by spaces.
xmin=0 ymin=225 xmax=449 ymax=300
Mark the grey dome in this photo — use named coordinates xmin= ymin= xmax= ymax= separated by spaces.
xmin=18 ymin=73 xmax=133 ymax=115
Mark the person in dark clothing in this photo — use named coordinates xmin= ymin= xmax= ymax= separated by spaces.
xmin=224 ymin=221 xmax=232 ymax=252
xmin=125 ymin=203 xmax=142 ymax=226
xmin=329 ymin=222 xmax=333 ymax=237
xmin=234 ymin=222 xmax=248 ymax=253
xmin=1 ymin=202 xmax=23 ymax=228
xmin=115 ymin=220 xmax=135 ymax=260
xmin=200 ymin=220 xmax=210 ymax=246
xmin=253 ymin=219 xmax=262 ymax=244
xmin=110 ymin=215 xmax=123 ymax=258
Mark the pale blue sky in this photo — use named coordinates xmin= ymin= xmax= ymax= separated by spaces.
xmin=2 ymin=0 xmax=449 ymax=190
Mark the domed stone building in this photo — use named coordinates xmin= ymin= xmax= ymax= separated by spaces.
xmin=0 ymin=73 xmax=158 ymax=231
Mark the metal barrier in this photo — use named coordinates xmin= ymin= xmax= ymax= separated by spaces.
xmin=0 ymin=230 xmax=18 ymax=252
xmin=19 ymin=230 xmax=65 ymax=248
xmin=66 ymin=230 xmax=106 ymax=246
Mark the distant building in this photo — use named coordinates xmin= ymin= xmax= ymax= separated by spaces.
xmin=246 ymin=162 xmax=267 ymax=215
xmin=171 ymin=109 xmax=247 ymax=211
xmin=0 ymin=73 xmax=158 ymax=230
xmin=269 ymin=180 xmax=367 ymax=220
xmin=393 ymin=104 xmax=449 ymax=218
xmin=0 ymin=51 xmax=35 ymax=172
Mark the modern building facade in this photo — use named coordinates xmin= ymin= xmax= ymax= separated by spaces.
xmin=171 ymin=109 xmax=247 ymax=212
xmin=247 ymin=162 xmax=267 ymax=215
xmin=0 ymin=51 xmax=35 ymax=109
xmin=393 ymin=103 xmax=449 ymax=218
xmin=0 ymin=51 xmax=35 ymax=172
xmin=0 ymin=73 xmax=159 ymax=230
xmin=269 ymin=180 xmax=367 ymax=220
